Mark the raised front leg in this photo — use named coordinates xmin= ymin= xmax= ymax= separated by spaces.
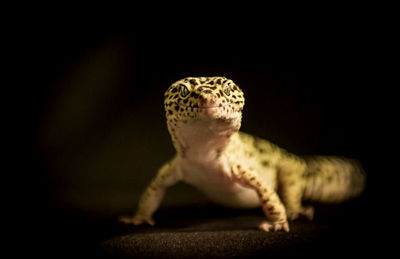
xmin=232 ymin=165 xmax=289 ymax=232
xmin=119 ymin=156 xmax=182 ymax=226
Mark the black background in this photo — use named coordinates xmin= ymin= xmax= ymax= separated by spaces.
xmin=15 ymin=10 xmax=392 ymax=257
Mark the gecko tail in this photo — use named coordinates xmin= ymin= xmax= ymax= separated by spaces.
xmin=302 ymin=156 xmax=366 ymax=203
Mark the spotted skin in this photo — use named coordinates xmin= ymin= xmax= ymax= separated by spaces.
xmin=119 ymin=76 xmax=366 ymax=232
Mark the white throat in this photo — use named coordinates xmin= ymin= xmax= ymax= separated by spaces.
xmin=173 ymin=118 xmax=236 ymax=163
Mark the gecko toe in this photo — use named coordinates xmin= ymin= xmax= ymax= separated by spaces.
xmin=118 ymin=215 xmax=155 ymax=226
xmin=259 ymin=221 xmax=290 ymax=232
xmin=287 ymin=206 xmax=314 ymax=221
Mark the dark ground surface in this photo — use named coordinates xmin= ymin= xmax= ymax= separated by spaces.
xmin=29 ymin=191 xmax=387 ymax=259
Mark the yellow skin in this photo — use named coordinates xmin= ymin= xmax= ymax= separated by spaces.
xmin=120 ymin=77 xmax=366 ymax=232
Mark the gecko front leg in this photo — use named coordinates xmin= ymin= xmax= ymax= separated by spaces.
xmin=232 ymin=165 xmax=289 ymax=232
xmin=119 ymin=156 xmax=182 ymax=226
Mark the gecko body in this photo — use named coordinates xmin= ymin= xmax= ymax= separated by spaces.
xmin=120 ymin=76 xmax=366 ymax=232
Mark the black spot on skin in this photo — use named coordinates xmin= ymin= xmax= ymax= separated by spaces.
xmin=219 ymin=90 xmax=224 ymax=96
xmin=189 ymin=79 xmax=198 ymax=86
xmin=209 ymin=81 xmax=215 ymax=85
xmin=203 ymin=89 xmax=212 ymax=94
xmin=232 ymin=95 xmax=237 ymax=99
xmin=171 ymin=87 xmax=178 ymax=93
xmin=219 ymin=104 xmax=223 ymax=107
xmin=262 ymin=161 xmax=270 ymax=167
xmin=269 ymin=211 xmax=280 ymax=216
xmin=216 ymin=93 xmax=221 ymax=98
xmin=193 ymin=103 xmax=198 ymax=108
xmin=168 ymin=110 xmax=173 ymax=115
xmin=216 ymin=79 xmax=222 ymax=84
xmin=198 ymin=87 xmax=203 ymax=91
xmin=190 ymin=92 xmax=199 ymax=98
xmin=183 ymin=99 xmax=189 ymax=104
xmin=174 ymin=106 xmax=179 ymax=111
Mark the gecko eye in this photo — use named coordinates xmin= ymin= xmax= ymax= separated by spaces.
xmin=223 ymin=83 xmax=231 ymax=96
xmin=180 ymin=84 xmax=191 ymax=98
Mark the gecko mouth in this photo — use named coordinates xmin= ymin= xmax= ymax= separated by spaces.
xmin=179 ymin=104 xmax=227 ymax=109
xmin=164 ymin=103 xmax=242 ymax=117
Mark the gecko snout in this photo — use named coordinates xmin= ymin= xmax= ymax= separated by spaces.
xmin=199 ymin=94 xmax=217 ymax=108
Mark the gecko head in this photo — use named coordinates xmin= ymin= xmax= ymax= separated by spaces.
xmin=164 ymin=77 xmax=245 ymax=128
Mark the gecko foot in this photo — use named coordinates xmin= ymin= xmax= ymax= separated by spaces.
xmin=118 ymin=215 xmax=155 ymax=226
xmin=287 ymin=206 xmax=314 ymax=221
xmin=259 ymin=221 xmax=290 ymax=232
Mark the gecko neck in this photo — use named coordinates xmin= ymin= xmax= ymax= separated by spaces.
xmin=168 ymin=118 xmax=240 ymax=163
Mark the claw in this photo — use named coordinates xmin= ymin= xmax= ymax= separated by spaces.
xmin=259 ymin=222 xmax=271 ymax=232
xmin=144 ymin=218 xmax=155 ymax=226
xmin=118 ymin=216 xmax=134 ymax=225
xmin=282 ymin=222 xmax=290 ymax=232
xmin=274 ymin=223 xmax=282 ymax=231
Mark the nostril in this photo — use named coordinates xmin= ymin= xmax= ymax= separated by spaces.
xmin=199 ymin=95 xmax=207 ymax=105
xmin=199 ymin=94 xmax=217 ymax=107
xmin=210 ymin=95 xmax=217 ymax=104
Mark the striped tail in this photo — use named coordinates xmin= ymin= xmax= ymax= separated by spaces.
xmin=302 ymin=156 xmax=366 ymax=203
